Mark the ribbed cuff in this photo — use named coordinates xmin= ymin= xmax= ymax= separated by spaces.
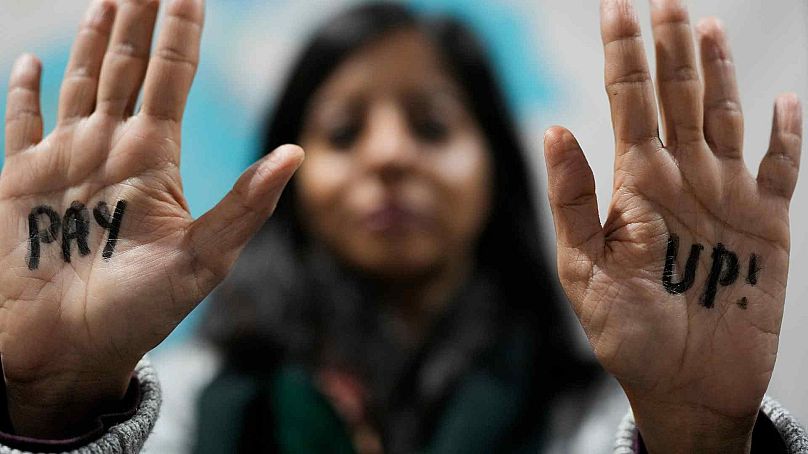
xmin=0 ymin=357 xmax=161 ymax=454
xmin=614 ymin=395 xmax=808 ymax=454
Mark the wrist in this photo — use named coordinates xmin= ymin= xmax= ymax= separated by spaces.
xmin=4 ymin=367 xmax=135 ymax=438
xmin=628 ymin=397 xmax=756 ymax=454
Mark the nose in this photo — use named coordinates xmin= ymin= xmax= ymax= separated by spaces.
xmin=358 ymin=102 xmax=418 ymax=180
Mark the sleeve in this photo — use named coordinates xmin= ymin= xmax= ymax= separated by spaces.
xmin=0 ymin=357 xmax=162 ymax=454
xmin=614 ymin=396 xmax=808 ymax=454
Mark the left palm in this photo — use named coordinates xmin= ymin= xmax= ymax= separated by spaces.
xmin=543 ymin=0 xmax=802 ymax=445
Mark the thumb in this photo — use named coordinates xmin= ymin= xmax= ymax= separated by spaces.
xmin=544 ymin=126 xmax=604 ymax=305
xmin=186 ymin=144 xmax=304 ymax=291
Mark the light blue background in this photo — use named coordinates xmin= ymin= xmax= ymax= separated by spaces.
xmin=0 ymin=0 xmax=561 ymax=348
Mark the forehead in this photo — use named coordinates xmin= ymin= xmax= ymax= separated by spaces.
xmin=311 ymin=28 xmax=463 ymax=103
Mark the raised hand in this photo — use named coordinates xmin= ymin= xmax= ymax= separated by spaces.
xmin=0 ymin=0 xmax=303 ymax=436
xmin=544 ymin=0 xmax=801 ymax=452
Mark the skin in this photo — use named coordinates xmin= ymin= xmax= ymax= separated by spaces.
xmin=544 ymin=0 xmax=802 ymax=452
xmin=0 ymin=1 xmax=802 ymax=453
xmin=295 ymin=34 xmax=493 ymax=450
xmin=296 ymin=28 xmax=493 ymax=333
xmin=0 ymin=0 xmax=304 ymax=437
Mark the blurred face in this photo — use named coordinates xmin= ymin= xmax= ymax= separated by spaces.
xmin=297 ymin=28 xmax=493 ymax=280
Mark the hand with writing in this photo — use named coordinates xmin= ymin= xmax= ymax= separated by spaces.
xmin=544 ymin=0 xmax=801 ymax=452
xmin=0 ymin=0 xmax=303 ymax=437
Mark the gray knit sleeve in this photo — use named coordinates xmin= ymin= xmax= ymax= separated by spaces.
xmin=614 ymin=396 xmax=808 ymax=453
xmin=761 ymin=396 xmax=808 ymax=453
xmin=0 ymin=356 xmax=162 ymax=454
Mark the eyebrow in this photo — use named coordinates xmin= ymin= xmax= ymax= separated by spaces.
xmin=408 ymin=87 xmax=468 ymax=108
xmin=310 ymin=82 xmax=468 ymax=114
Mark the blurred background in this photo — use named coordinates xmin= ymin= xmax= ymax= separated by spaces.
xmin=1 ymin=0 xmax=806 ymax=422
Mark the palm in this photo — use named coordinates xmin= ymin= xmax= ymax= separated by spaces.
xmin=0 ymin=115 xmax=193 ymax=382
xmin=0 ymin=0 xmax=302 ymax=423
xmin=544 ymin=0 xmax=802 ymax=428
xmin=587 ymin=140 xmax=788 ymax=417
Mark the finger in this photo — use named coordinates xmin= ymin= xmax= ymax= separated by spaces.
xmin=601 ymin=0 xmax=660 ymax=150
xmin=186 ymin=145 xmax=304 ymax=294
xmin=5 ymin=54 xmax=44 ymax=156
xmin=696 ymin=17 xmax=743 ymax=160
xmin=650 ymin=0 xmax=703 ymax=147
xmin=96 ymin=0 xmax=159 ymax=118
xmin=757 ymin=94 xmax=802 ymax=200
xmin=544 ymin=127 xmax=604 ymax=307
xmin=57 ymin=0 xmax=116 ymax=124
xmin=141 ymin=0 xmax=203 ymax=124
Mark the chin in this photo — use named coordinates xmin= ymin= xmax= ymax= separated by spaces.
xmin=329 ymin=232 xmax=448 ymax=281
xmin=350 ymin=248 xmax=443 ymax=281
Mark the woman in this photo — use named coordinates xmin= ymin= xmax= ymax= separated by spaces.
xmin=0 ymin=0 xmax=804 ymax=453
xmin=156 ymin=3 xmax=601 ymax=452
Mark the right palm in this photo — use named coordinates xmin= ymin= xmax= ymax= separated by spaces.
xmin=0 ymin=0 xmax=302 ymax=431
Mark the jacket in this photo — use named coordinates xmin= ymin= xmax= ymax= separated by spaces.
xmin=0 ymin=352 xmax=805 ymax=453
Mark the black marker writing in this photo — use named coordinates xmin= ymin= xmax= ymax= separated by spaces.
xmin=662 ymin=233 xmax=703 ymax=294
xmin=746 ymin=254 xmax=760 ymax=286
xmin=27 ymin=205 xmax=61 ymax=270
xmin=93 ymin=201 xmax=111 ymax=228
xmin=93 ymin=200 xmax=127 ymax=260
xmin=661 ymin=233 xmax=760 ymax=310
xmin=62 ymin=201 xmax=91 ymax=263
xmin=26 ymin=199 xmax=128 ymax=269
xmin=701 ymin=243 xmax=740 ymax=309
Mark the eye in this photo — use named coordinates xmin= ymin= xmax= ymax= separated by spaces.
xmin=328 ymin=123 xmax=360 ymax=149
xmin=412 ymin=117 xmax=449 ymax=143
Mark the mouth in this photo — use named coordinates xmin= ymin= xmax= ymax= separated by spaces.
xmin=360 ymin=201 xmax=430 ymax=235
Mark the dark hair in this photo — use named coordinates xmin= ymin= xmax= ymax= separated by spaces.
xmin=202 ymin=1 xmax=597 ymax=447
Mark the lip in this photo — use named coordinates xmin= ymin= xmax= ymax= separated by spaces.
xmin=361 ymin=201 xmax=429 ymax=234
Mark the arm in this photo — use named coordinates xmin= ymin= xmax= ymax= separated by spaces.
xmin=544 ymin=0 xmax=803 ymax=453
xmin=0 ymin=357 xmax=161 ymax=454
xmin=615 ymin=397 xmax=808 ymax=454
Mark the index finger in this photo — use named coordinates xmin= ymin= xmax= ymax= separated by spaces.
xmin=140 ymin=0 xmax=204 ymax=125
xmin=602 ymin=0 xmax=660 ymax=150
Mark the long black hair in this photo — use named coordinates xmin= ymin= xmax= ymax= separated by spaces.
xmin=202 ymin=1 xmax=598 ymax=448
